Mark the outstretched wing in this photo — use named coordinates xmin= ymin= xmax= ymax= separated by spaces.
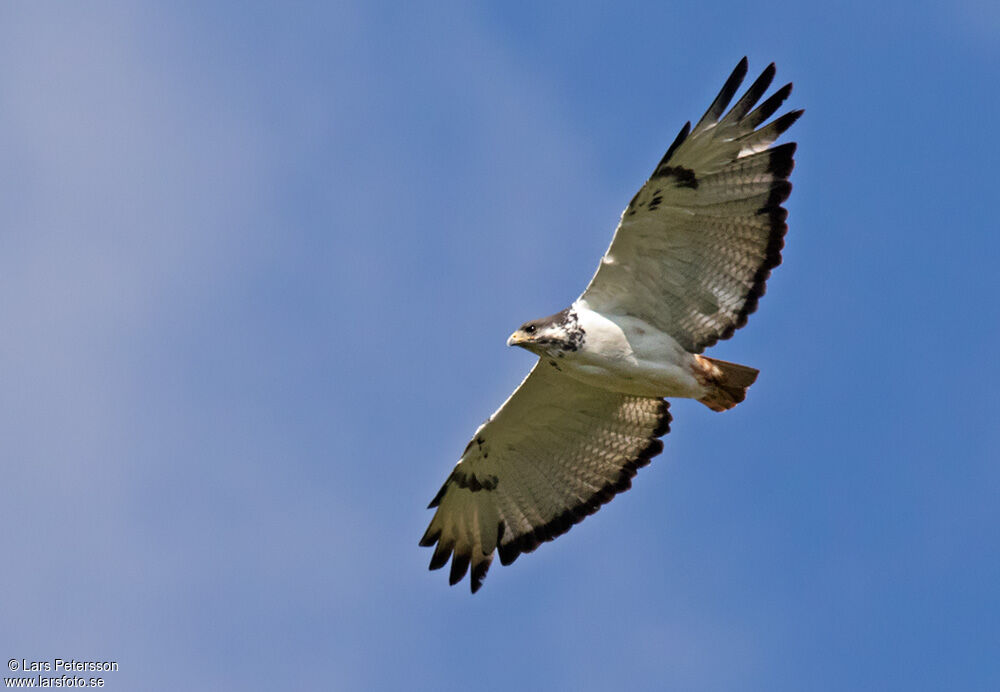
xmin=580 ymin=58 xmax=802 ymax=353
xmin=420 ymin=363 xmax=671 ymax=593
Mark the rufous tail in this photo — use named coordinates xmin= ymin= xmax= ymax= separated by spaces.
xmin=696 ymin=356 xmax=760 ymax=412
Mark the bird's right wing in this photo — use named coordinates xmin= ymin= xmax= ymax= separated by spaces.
xmin=420 ymin=363 xmax=671 ymax=592
xmin=580 ymin=58 xmax=802 ymax=353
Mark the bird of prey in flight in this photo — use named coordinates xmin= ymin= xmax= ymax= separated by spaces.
xmin=421 ymin=58 xmax=802 ymax=592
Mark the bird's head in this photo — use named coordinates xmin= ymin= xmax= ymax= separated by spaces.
xmin=507 ymin=309 xmax=584 ymax=355
xmin=506 ymin=320 xmax=547 ymax=352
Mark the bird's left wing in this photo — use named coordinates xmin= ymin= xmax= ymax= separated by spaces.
xmin=580 ymin=58 xmax=802 ymax=353
xmin=420 ymin=363 xmax=671 ymax=593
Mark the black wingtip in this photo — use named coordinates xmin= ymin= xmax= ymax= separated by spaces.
xmin=429 ymin=542 xmax=452 ymax=571
xmin=497 ymin=540 xmax=521 ymax=566
xmin=699 ymin=58 xmax=750 ymax=126
xmin=755 ymin=62 xmax=777 ymax=90
xmin=692 ymin=59 xmax=749 ymax=132
xmin=470 ymin=558 xmax=490 ymax=593
xmin=753 ymin=62 xmax=776 ymax=91
xmin=418 ymin=525 xmax=441 ymax=548
xmin=448 ymin=552 xmax=471 ymax=586
xmin=770 ymin=109 xmax=804 ymax=139
xmin=747 ymin=83 xmax=793 ymax=127
xmin=655 ymin=121 xmax=691 ymax=170
xmin=724 ymin=62 xmax=777 ymax=123
xmin=427 ymin=479 xmax=448 ymax=509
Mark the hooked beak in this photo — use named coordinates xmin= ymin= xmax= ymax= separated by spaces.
xmin=507 ymin=331 xmax=525 ymax=347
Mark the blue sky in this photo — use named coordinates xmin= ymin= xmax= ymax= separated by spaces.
xmin=2 ymin=2 xmax=998 ymax=690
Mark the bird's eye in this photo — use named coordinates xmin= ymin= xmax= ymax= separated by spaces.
xmin=524 ymin=325 xmax=536 ymax=334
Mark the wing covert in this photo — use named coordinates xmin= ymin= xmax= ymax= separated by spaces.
xmin=420 ymin=364 xmax=671 ymax=593
xmin=580 ymin=58 xmax=802 ymax=353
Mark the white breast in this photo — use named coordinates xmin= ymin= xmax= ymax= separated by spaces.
xmin=557 ymin=300 xmax=703 ymax=398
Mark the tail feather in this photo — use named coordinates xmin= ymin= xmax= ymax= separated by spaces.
xmin=696 ymin=357 xmax=759 ymax=412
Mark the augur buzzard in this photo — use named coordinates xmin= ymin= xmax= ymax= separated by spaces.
xmin=421 ymin=58 xmax=802 ymax=592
